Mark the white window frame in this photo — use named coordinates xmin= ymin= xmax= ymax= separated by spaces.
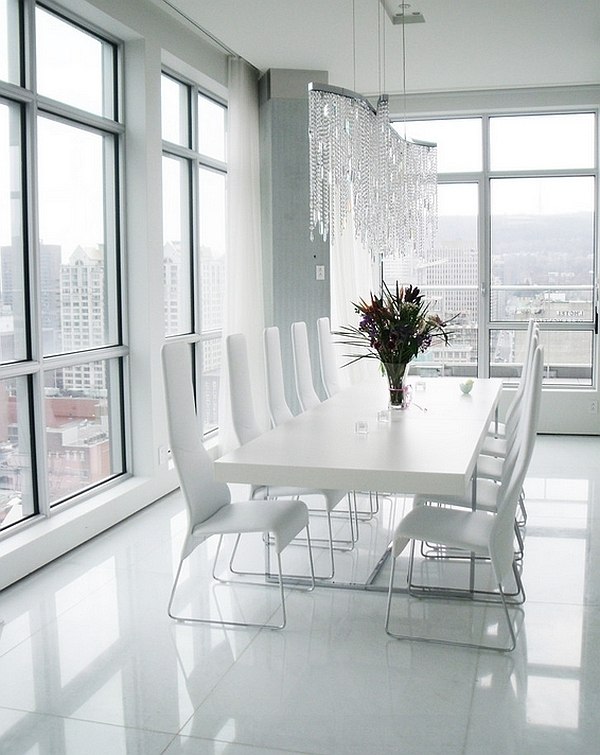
xmin=161 ymin=68 xmax=227 ymax=438
xmin=0 ymin=0 xmax=128 ymax=535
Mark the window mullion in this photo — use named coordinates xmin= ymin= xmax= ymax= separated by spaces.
xmin=480 ymin=114 xmax=491 ymax=378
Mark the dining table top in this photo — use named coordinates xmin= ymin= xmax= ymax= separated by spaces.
xmin=214 ymin=377 xmax=503 ymax=498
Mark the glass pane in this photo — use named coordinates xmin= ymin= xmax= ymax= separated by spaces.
xmin=0 ymin=100 xmax=28 ymax=362
xmin=490 ymin=177 xmax=595 ymax=322
xmin=198 ymin=94 xmax=226 ymax=161
xmin=394 ymin=118 xmax=482 ymax=173
xmin=45 ymin=358 xmax=124 ymax=505
xmin=490 ymin=114 xmax=595 ymax=171
xmin=200 ymin=336 xmax=220 ymax=435
xmin=35 ymin=6 xmax=114 ymax=118
xmin=490 ymin=329 xmax=592 ymax=386
xmin=162 ymin=155 xmax=192 ymax=335
xmin=37 ymin=116 xmax=118 ymax=353
xmin=0 ymin=0 xmax=20 ymax=84
xmin=161 ymin=74 xmax=189 ymax=147
xmin=198 ymin=167 xmax=226 ymax=333
xmin=0 ymin=376 xmax=36 ymax=530
xmin=383 ymin=183 xmax=479 ymax=376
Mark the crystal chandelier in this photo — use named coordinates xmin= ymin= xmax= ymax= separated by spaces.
xmin=308 ymin=82 xmax=437 ymax=260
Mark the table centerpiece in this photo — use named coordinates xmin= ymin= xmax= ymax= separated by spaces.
xmin=335 ymin=282 xmax=454 ymax=411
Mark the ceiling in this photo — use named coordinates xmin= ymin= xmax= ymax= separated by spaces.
xmin=163 ymin=0 xmax=600 ymax=97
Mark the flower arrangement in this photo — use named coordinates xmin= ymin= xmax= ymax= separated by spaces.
xmin=336 ymin=282 xmax=454 ymax=408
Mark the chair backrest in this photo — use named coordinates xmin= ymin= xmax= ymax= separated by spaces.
xmin=492 ymin=344 xmax=544 ymax=584
xmin=317 ymin=316 xmax=341 ymax=398
xmin=263 ymin=326 xmax=294 ymax=427
xmin=503 ymin=327 xmax=539 ymax=447
xmin=291 ymin=320 xmax=321 ymax=412
xmin=226 ymin=333 xmax=261 ymax=446
xmin=504 ymin=320 xmax=539 ymax=432
xmin=161 ymin=340 xmax=230 ymax=530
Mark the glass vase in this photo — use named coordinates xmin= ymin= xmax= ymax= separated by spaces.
xmin=383 ymin=362 xmax=412 ymax=411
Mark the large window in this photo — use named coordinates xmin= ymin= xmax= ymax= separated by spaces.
xmin=161 ymin=72 xmax=227 ymax=436
xmin=0 ymin=3 xmax=125 ymax=531
xmin=387 ymin=112 xmax=598 ymax=386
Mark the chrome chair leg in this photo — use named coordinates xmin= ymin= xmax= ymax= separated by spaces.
xmin=168 ymin=530 xmax=315 ymax=629
xmin=385 ymin=544 xmax=523 ymax=651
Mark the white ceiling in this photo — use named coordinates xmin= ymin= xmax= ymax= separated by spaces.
xmin=164 ymin=0 xmax=600 ymax=97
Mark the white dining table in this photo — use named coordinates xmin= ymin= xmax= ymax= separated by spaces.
xmin=214 ymin=376 xmax=503 ymax=590
xmin=215 ymin=377 xmax=503 ymax=499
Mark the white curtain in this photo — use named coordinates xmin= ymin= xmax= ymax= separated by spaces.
xmin=218 ymin=57 xmax=268 ymax=453
xmin=330 ymin=215 xmax=380 ymax=386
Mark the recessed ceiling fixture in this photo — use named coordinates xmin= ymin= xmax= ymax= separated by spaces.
xmin=383 ymin=1 xmax=426 ymax=25
xmin=307 ymin=1 xmax=436 ymax=260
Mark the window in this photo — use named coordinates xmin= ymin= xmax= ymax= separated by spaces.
xmin=0 ymin=4 xmax=125 ymax=531
xmin=0 ymin=0 xmax=20 ymax=85
xmin=386 ymin=112 xmax=598 ymax=386
xmin=387 ymin=119 xmax=482 ymax=376
xmin=161 ymin=73 xmax=227 ymax=436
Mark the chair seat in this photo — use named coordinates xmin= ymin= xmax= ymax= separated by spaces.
xmin=480 ymin=435 xmax=508 ymax=458
xmin=477 ymin=454 xmax=504 ymax=481
xmin=192 ymin=500 xmax=309 ymax=554
xmin=252 ymin=485 xmax=346 ymax=511
xmin=394 ymin=505 xmax=495 ymax=558
xmin=488 ymin=419 xmax=507 ymax=438
xmin=413 ymin=478 xmax=500 ymax=513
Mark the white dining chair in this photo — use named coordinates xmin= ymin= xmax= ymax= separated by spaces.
xmin=227 ymin=332 xmax=355 ymax=578
xmin=480 ymin=323 xmax=539 ymax=527
xmin=486 ymin=320 xmax=539 ymax=447
xmin=316 ymin=316 xmax=341 ymax=398
xmin=385 ymin=346 xmax=543 ymax=651
xmin=161 ymin=339 xmax=315 ymax=629
xmin=415 ymin=344 xmax=543 ymax=568
xmin=291 ymin=320 xmax=321 ymax=412
xmin=263 ymin=325 xmax=365 ymax=532
xmin=263 ymin=326 xmax=295 ymax=428
xmin=316 ymin=316 xmax=380 ymax=520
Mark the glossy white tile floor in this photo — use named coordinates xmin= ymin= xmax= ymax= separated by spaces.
xmin=1 ymin=435 xmax=599 ymax=754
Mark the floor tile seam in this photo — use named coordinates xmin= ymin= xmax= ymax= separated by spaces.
xmin=161 ymin=731 xmax=318 ymax=755
xmin=524 ymin=597 xmax=593 ymax=608
xmin=459 ymin=648 xmax=491 ymax=755
xmin=0 ymin=703 xmax=177 ymax=738
xmin=174 ymin=621 xmax=270 ymax=737
xmin=45 ymin=709 xmax=186 ymax=738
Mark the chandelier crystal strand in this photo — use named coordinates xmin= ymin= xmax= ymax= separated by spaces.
xmin=308 ymin=84 xmax=437 ymax=260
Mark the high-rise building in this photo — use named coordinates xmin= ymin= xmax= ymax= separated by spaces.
xmin=60 ymin=245 xmax=106 ymax=392
xmin=163 ymin=241 xmax=188 ymax=336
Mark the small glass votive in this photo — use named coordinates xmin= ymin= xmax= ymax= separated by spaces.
xmin=415 ymin=380 xmax=426 ymax=392
xmin=355 ymin=420 xmax=369 ymax=435
xmin=377 ymin=409 xmax=390 ymax=423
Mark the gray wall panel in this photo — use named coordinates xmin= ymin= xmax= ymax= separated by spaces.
xmin=260 ymin=69 xmax=330 ymax=412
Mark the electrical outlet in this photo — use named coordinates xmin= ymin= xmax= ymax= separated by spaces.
xmin=591 ymin=401 xmax=598 ymax=414
xmin=315 ymin=265 xmax=325 ymax=281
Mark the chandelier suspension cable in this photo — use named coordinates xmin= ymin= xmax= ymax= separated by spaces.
xmin=307 ymin=2 xmax=438 ymax=260
xmin=382 ymin=0 xmax=387 ymax=95
xmin=352 ymin=0 xmax=357 ymax=92
xmin=401 ymin=12 xmax=407 ymax=138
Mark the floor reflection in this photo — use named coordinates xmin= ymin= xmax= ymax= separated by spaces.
xmin=0 ymin=435 xmax=598 ymax=753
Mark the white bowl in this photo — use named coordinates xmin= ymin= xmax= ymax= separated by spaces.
xmin=459 ymin=381 xmax=474 ymax=395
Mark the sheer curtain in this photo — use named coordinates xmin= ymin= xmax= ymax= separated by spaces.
xmin=218 ymin=57 xmax=268 ymax=453
xmin=330 ymin=214 xmax=380 ymax=386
